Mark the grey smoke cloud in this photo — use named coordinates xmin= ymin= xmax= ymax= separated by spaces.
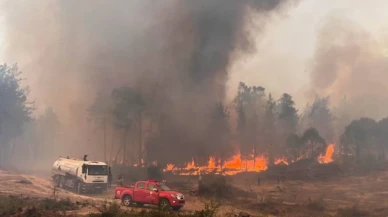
xmin=1 ymin=0 xmax=297 ymax=163
xmin=309 ymin=14 xmax=388 ymax=120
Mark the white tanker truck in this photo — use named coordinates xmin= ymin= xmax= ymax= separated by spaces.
xmin=52 ymin=156 xmax=110 ymax=194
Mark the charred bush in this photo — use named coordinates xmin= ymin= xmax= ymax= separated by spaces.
xmin=89 ymin=202 xmax=121 ymax=217
xmin=307 ymin=200 xmax=325 ymax=212
xmin=192 ymin=201 xmax=220 ymax=217
xmin=89 ymin=200 xmax=221 ymax=217
xmin=16 ymin=179 xmax=33 ymax=185
xmin=198 ymin=175 xmax=229 ymax=198
xmin=0 ymin=195 xmax=77 ymax=217
xmin=197 ymin=174 xmax=249 ymax=199
xmin=336 ymin=206 xmax=370 ymax=217
xmin=265 ymin=160 xmax=343 ymax=181
xmin=249 ymin=200 xmax=283 ymax=216
xmin=38 ymin=198 xmax=77 ymax=212
xmin=112 ymin=165 xmax=148 ymax=186
xmin=0 ymin=195 xmax=27 ymax=216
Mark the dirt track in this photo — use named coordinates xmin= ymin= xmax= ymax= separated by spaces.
xmin=0 ymin=170 xmax=104 ymax=201
xmin=0 ymin=170 xmax=243 ymax=216
xmin=3 ymin=168 xmax=388 ymax=216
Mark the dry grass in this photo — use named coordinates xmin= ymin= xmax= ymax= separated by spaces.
xmin=0 ymin=195 xmax=78 ymax=216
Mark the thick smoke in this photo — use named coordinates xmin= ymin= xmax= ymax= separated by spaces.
xmin=1 ymin=0 xmax=296 ymax=166
xmin=310 ymin=15 xmax=388 ymax=120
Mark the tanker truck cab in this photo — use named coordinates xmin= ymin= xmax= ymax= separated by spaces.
xmin=79 ymin=161 xmax=108 ymax=190
xmin=52 ymin=157 xmax=109 ymax=194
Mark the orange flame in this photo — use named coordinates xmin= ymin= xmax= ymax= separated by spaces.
xmin=274 ymin=158 xmax=289 ymax=165
xmin=164 ymin=153 xmax=268 ymax=175
xmin=164 ymin=144 xmax=336 ymax=175
xmin=318 ymin=144 xmax=334 ymax=164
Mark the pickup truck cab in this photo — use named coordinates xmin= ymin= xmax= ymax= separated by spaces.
xmin=114 ymin=180 xmax=185 ymax=211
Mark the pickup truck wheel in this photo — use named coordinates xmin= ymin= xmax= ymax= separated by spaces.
xmin=159 ymin=198 xmax=170 ymax=210
xmin=122 ymin=195 xmax=132 ymax=207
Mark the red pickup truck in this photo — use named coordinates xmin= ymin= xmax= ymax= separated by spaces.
xmin=114 ymin=180 xmax=185 ymax=211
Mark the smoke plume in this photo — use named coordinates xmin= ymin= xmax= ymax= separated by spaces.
xmin=310 ymin=14 xmax=388 ymax=120
xmin=1 ymin=0 xmax=297 ymax=165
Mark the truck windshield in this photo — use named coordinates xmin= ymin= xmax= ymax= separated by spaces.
xmin=88 ymin=165 xmax=108 ymax=175
xmin=156 ymin=184 xmax=170 ymax=191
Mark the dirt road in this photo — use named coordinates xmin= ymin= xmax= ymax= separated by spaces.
xmin=0 ymin=170 xmax=245 ymax=216
xmin=5 ymin=168 xmax=388 ymax=216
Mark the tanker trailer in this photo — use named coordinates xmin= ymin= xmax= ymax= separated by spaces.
xmin=52 ymin=156 xmax=109 ymax=194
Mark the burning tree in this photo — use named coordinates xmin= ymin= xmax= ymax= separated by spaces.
xmin=286 ymin=133 xmax=302 ymax=163
xmin=301 ymin=128 xmax=327 ymax=160
xmin=286 ymin=128 xmax=327 ymax=162
xmin=205 ymin=102 xmax=234 ymax=168
xmin=234 ymin=82 xmax=266 ymax=169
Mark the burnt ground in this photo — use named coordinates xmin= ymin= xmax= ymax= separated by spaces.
xmin=1 ymin=168 xmax=388 ymax=216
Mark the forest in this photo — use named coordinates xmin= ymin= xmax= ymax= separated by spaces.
xmin=1 ymin=63 xmax=387 ymax=172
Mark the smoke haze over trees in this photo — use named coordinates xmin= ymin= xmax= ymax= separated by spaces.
xmin=309 ymin=15 xmax=388 ymax=120
xmin=0 ymin=64 xmax=33 ymax=167
xmin=1 ymin=1 xmax=388 ymax=170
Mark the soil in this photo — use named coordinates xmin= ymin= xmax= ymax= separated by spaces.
xmin=2 ymin=168 xmax=388 ymax=216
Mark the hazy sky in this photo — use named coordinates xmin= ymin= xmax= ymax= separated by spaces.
xmin=227 ymin=0 xmax=388 ymax=106
xmin=1 ymin=0 xmax=388 ymax=110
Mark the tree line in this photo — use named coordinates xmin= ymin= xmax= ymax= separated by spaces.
xmin=87 ymin=81 xmax=388 ymax=168
xmin=0 ymin=63 xmax=387 ymax=169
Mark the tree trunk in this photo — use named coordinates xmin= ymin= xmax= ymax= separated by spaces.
xmin=0 ymin=145 xmax=9 ymax=167
xmin=110 ymin=127 xmax=115 ymax=166
xmin=114 ymin=144 xmax=122 ymax=163
xmin=240 ymin=156 xmax=242 ymax=170
xmin=123 ymin=129 xmax=127 ymax=165
xmin=343 ymin=142 xmax=348 ymax=164
xmin=296 ymin=146 xmax=300 ymax=162
xmin=220 ymin=155 xmax=223 ymax=170
xmin=103 ymin=118 xmax=107 ymax=163
xmin=356 ymin=143 xmax=360 ymax=164
xmin=253 ymin=143 xmax=256 ymax=169
xmin=268 ymin=144 xmax=274 ymax=166
xmin=138 ymin=112 xmax=142 ymax=166
xmin=0 ymin=145 xmax=3 ymax=166
xmin=130 ymin=133 xmax=135 ymax=166
xmin=311 ymin=141 xmax=314 ymax=159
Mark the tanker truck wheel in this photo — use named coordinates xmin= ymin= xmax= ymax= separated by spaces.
xmin=59 ymin=177 xmax=65 ymax=188
xmin=75 ymin=182 xmax=82 ymax=194
xmin=53 ymin=176 xmax=60 ymax=187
